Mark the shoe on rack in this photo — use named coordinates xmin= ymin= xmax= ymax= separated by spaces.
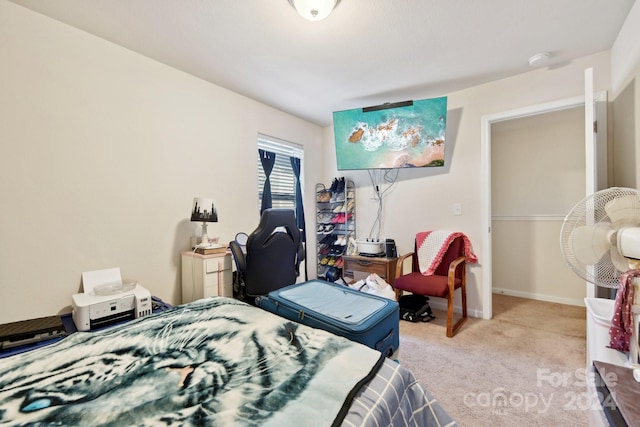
xmin=332 ymin=213 xmax=347 ymax=224
xmin=318 ymin=265 xmax=329 ymax=278
xmin=346 ymin=199 xmax=354 ymax=212
xmin=333 ymin=204 xmax=343 ymax=213
xmin=320 ymin=234 xmax=337 ymax=245
xmin=323 ymin=224 xmax=335 ymax=234
xmin=317 ymin=189 xmax=331 ymax=203
xmin=329 ymin=178 xmax=339 ymax=193
xmin=317 ymin=212 xmax=332 ymax=223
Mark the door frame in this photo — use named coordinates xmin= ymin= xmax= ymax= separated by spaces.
xmin=480 ymin=91 xmax=606 ymax=320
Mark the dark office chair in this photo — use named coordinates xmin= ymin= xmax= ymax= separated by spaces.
xmin=393 ymin=233 xmax=474 ymax=337
xmin=229 ymin=209 xmax=304 ymax=302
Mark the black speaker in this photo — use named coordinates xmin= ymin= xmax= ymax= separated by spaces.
xmin=385 ymin=239 xmax=397 ymax=258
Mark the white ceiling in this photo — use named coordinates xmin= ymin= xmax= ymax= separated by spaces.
xmin=10 ymin=0 xmax=636 ymax=127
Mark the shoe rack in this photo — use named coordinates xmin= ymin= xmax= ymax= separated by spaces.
xmin=315 ymin=178 xmax=356 ymax=282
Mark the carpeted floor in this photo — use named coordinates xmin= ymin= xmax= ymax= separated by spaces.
xmin=397 ymin=294 xmax=598 ymax=426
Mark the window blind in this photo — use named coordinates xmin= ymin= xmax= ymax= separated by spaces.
xmin=257 ymin=135 xmax=304 ymax=210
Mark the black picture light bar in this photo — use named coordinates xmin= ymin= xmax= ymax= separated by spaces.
xmin=362 ymin=100 xmax=413 ymax=112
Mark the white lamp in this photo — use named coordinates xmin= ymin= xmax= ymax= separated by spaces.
xmin=190 ymin=197 xmax=218 ymax=248
xmin=288 ymin=0 xmax=340 ymax=21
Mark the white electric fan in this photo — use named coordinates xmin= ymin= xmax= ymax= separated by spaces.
xmin=560 ymin=187 xmax=640 ymax=367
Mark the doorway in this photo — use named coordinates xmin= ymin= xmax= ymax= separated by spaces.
xmin=480 ymin=91 xmax=607 ymax=319
xmin=490 ymin=107 xmax=586 ymax=306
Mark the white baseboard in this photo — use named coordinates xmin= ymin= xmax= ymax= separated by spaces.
xmin=427 ymin=298 xmax=483 ymax=319
xmin=492 ymin=288 xmax=585 ymax=307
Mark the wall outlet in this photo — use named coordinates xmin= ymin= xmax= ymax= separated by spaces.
xmin=452 ymin=202 xmax=462 ymax=216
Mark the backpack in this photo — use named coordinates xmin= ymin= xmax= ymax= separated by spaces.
xmin=399 ymin=294 xmax=435 ymax=323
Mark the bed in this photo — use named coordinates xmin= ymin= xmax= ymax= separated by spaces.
xmin=0 ymin=297 xmax=456 ymax=426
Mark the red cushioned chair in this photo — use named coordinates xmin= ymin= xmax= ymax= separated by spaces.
xmin=393 ymin=235 xmax=467 ymax=337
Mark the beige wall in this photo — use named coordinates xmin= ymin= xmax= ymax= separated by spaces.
xmin=491 ymin=108 xmax=586 ymax=305
xmin=325 ymin=52 xmax=612 ymax=317
xmin=0 ymin=2 xmax=324 ymax=323
xmin=2 ymin=0 xmax=636 ymax=323
xmin=611 ymin=0 xmax=640 ymax=189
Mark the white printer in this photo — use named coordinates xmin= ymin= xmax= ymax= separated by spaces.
xmin=72 ymin=268 xmax=153 ymax=331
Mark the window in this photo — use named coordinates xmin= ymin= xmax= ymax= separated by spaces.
xmin=257 ymin=134 xmax=304 ymax=211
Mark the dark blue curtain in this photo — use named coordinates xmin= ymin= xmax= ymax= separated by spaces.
xmin=290 ymin=155 xmax=307 ymax=280
xmin=290 ymin=156 xmax=306 ymax=242
xmin=259 ymin=149 xmax=276 ymax=214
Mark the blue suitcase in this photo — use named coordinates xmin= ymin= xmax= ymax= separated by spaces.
xmin=256 ymin=280 xmax=399 ymax=356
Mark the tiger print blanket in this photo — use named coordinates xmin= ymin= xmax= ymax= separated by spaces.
xmin=0 ymin=297 xmax=384 ymax=426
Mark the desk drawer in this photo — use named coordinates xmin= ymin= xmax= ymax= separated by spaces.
xmin=342 ymin=255 xmax=397 ymax=285
xmin=205 ymin=256 xmax=231 ymax=273
xmin=344 ymin=258 xmax=388 ymax=278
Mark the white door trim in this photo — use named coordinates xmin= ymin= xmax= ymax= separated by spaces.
xmin=480 ymin=92 xmax=606 ymax=319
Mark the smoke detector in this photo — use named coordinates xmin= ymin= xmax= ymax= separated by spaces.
xmin=528 ymin=52 xmax=550 ymax=67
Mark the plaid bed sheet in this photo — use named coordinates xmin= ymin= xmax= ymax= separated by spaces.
xmin=343 ymin=358 xmax=458 ymax=427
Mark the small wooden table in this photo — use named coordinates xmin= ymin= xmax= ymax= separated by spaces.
xmin=593 ymin=360 xmax=640 ymax=427
xmin=342 ymin=255 xmax=398 ymax=286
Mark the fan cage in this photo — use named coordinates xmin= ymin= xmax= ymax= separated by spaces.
xmin=560 ymin=187 xmax=640 ymax=289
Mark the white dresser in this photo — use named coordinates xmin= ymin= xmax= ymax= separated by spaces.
xmin=181 ymin=251 xmax=233 ymax=303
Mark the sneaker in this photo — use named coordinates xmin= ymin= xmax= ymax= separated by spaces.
xmin=346 ymin=200 xmax=354 ymax=212
xmin=323 ymin=224 xmax=335 ymax=234
xmin=332 ymin=213 xmax=347 ymax=224
xmin=317 ymin=265 xmax=329 ymax=278
xmin=319 ymin=234 xmax=337 ymax=245
xmin=333 ymin=204 xmax=343 ymax=213
xmin=316 ymin=212 xmax=332 ymax=223
xmin=329 ymin=178 xmax=339 ymax=193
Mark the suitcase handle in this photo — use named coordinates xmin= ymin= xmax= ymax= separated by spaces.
xmin=375 ymin=329 xmax=394 ymax=356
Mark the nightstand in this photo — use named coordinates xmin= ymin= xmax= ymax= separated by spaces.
xmin=181 ymin=251 xmax=233 ymax=303
xmin=342 ymin=255 xmax=398 ymax=286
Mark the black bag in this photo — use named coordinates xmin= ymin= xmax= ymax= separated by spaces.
xmin=399 ymin=294 xmax=435 ymax=323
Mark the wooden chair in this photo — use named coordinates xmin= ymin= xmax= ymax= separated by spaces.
xmin=393 ymin=235 xmax=467 ymax=337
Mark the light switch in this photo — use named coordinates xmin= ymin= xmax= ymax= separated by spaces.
xmin=452 ymin=203 xmax=462 ymax=216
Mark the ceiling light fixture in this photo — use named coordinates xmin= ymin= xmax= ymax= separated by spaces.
xmin=528 ymin=52 xmax=550 ymax=67
xmin=288 ymin=0 xmax=340 ymax=21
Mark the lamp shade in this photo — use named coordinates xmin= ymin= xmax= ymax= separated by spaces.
xmin=288 ymin=0 xmax=340 ymax=21
xmin=191 ymin=197 xmax=218 ymax=222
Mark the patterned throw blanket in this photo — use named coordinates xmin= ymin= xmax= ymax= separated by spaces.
xmin=416 ymin=230 xmax=478 ymax=275
xmin=0 ymin=297 xmax=383 ymax=426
